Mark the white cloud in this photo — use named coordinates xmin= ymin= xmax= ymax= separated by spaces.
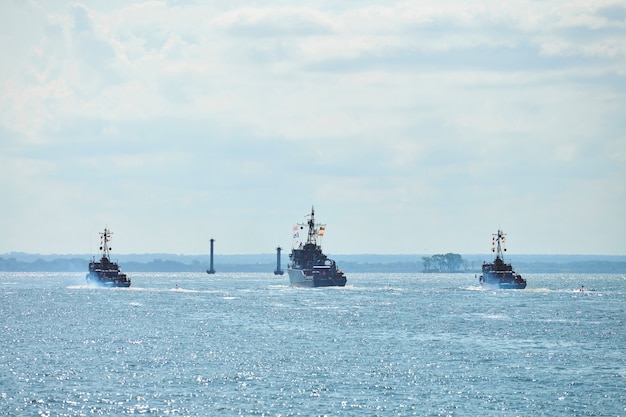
xmin=211 ymin=6 xmax=335 ymax=39
xmin=1 ymin=0 xmax=625 ymax=254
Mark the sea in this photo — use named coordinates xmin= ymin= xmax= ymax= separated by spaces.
xmin=1 ymin=272 xmax=624 ymax=416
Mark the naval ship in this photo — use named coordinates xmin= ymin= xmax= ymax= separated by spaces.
xmin=86 ymin=227 xmax=131 ymax=287
xmin=479 ymin=229 xmax=526 ymax=289
xmin=287 ymin=207 xmax=346 ymax=287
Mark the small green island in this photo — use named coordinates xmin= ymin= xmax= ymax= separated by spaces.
xmin=421 ymin=253 xmax=468 ymax=272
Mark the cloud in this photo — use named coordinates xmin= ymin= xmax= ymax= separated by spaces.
xmin=1 ymin=1 xmax=625 ymax=254
xmin=213 ymin=6 xmax=334 ymax=37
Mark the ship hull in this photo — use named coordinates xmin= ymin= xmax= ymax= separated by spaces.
xmin=480 ymin=271 xmax=526 ymax=289
xmin=287 ymin=268 xmax=347 ymax=287
xmin=287 ymin=268 xmax=314 ymax=287
xmin=86 ymin=271 xmax=131 ymax=287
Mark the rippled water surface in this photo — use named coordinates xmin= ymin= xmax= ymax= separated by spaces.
xmin=1 ymin=272 xmax=624 ymax=416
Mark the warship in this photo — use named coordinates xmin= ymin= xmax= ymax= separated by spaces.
xmin=287 ymin=207 xmax=346 ymax=287
xmin=479 ymin=229 xmax=526 ymax=289
xmin=86 ymin=228 xmax=131 ymax=287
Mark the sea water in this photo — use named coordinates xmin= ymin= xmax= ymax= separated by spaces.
xmin=0 ymin=272 xmax=624 ymax=416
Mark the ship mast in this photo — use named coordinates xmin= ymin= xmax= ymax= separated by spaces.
xmin=306 ymin=206 xmax=316 ymax=245
xmin=492 ymin=229 xmax=506 ymax=259
xmin=292 ymin=206 xmax=326 ymax=249
xmin=100 ymin=228 xmax=113 ymax=260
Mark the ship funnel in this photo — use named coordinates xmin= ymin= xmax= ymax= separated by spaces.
xmin=207 ymin=238 xmax=216 ymax=274
xmin=274 ymin=246 xmax=284 ymax=275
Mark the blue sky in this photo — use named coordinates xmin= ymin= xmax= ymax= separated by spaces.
xmin=1 ymin=1 xmax=625 ymax=255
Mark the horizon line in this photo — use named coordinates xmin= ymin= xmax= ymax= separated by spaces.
xmin=2 ymin=251 xmax=626 ymax=257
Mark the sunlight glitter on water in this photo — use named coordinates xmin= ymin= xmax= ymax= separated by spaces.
xmin=1 ymin=272 xmax=624 ymax=416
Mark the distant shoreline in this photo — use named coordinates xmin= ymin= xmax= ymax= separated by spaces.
xmin=1 ymin=253 xmax=626 ymax=273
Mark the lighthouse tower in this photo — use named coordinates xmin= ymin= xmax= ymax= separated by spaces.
xmin=206 ymin=238 xmax=216 ymax=274
xmin=274 ymin=246 xmax=284 ymax=275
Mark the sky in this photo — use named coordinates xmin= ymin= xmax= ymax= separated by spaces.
xmin=1 ymin=0 xmax=625 ymax=256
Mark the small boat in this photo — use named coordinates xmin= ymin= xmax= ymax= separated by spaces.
xmin=86 ymin=228 xmax=131 ymax=287
xmin=287 ymin=207 xmax=346 ymax=287
xmin=479 ymin=229 xmax=526 ymax=289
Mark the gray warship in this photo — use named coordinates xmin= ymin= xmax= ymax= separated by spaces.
xmin=479 ymin=229 xmax=526 ymax=289
xmin=86 ymin=228 xmax=131 ymax=287
xmin=287 ymin=207 xmax=346 ymax=287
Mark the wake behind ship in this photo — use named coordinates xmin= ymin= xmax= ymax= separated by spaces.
xmin=479 ymin=229 xmax=526 ymax=289
xmin=287 ymin=207 xmax=346 ymax=287
xmin=86 ymin=228 xmax=131 ymax=287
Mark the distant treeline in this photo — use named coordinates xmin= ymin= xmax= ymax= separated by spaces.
xmin=511 ymin=261 xmax=626 ymax=274
xmin=1 ymin=254 xmax=626 ymax=273
xmin=0 ymin=257 xmax=268 ymax=273
xmin=0 ymin=257 xmax=89 ymax=272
